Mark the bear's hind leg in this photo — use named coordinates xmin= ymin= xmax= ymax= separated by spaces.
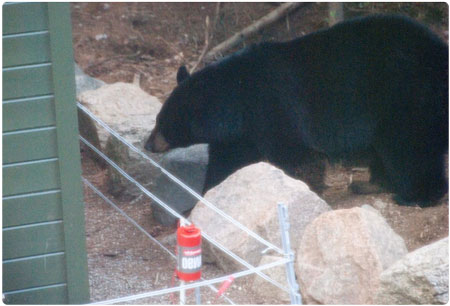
xmin=376 ymin=140 xmax=447 ymax=207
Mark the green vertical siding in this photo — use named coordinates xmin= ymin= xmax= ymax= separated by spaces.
xmin=3 ymin=31 xmax=51 ymax=67
xmin=3 ymin=222 xmax=65 ymax=260
xmin=3 ymin=127 xmax=58 ymax=164
xmin=3 ymin=253 xmax=66 ymax=292
xmin=3 ymin=96 xmax=56 ymax=132
xmin=4 ymin=285 xmax=68 ymax=305
xmin=3 ymin=191 xmax=62 ymax=227
xmin=3 ymin=159 xmax=60 ymax=197
xmin=2 ymin=3 xmax=90 ymax=304
xmin=3 ymin=3 xmax=48 ymax=35
xmin=3 ymin=64 xmax=54 ymax=100
xmin=47 ymin=3 xmax=90 ymax=303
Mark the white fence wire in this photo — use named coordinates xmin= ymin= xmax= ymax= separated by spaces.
xmin=78 ymin=103 xmax=297 ymax=304
xmin=89 ymin=257 xmax=290 ymax=305
xmin=80 ymin=135 xmax=290 ymax=295
xmin=83 ymin=177 xmax=235 ymax=305
xmin=77 ymin=102 xmax=283 ymax=255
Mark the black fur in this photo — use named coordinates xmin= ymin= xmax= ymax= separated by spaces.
xmin=146 ymin=15 xmax=448 ymax=206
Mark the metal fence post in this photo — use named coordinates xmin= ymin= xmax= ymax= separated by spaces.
xmin=277 ymin=203 xmax=302 ymax=305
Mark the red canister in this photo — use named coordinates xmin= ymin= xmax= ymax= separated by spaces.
xmin=176 ymin=224 xmax=202 ymax=281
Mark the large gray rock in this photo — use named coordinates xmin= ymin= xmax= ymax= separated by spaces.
xmin=189 ymin=162 xmax=331 ymax=271
xmin=78 ymin=82 xmax=161 ymax=147
xmin=75 ymin=64 xmax=107 ymax=167
xmin=78 ymin=82 xmax=208 ymax=225
xmin=78 ymin=82 xmax=163 ymax=198
xmin=375 ymin=237 xmax=449 ymax=305
xmin=151 ymin=144 xmax=209 ymax=225
xmin=296 ymin=206 xmax=408 ymax=305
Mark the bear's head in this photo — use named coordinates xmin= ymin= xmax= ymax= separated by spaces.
xmin=144 ymin=65 xmax=245 ymax=153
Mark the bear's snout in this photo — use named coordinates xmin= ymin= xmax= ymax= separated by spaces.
xmin=144 ymin=129 xmax=170 ymax=153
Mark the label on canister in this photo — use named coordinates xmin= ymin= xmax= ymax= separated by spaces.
xmin=177 ymin=245 xmax=202 ymax=274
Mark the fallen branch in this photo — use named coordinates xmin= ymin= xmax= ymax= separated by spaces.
xmin=204 ymin=2 xmax=303 ymax=62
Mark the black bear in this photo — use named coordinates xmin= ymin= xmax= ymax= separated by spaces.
xmin=145 ymin=14 xmax=448 ymax=207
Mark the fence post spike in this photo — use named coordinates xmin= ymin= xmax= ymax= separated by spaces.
xmin=277 ymin=203 xmax=302 ymax=305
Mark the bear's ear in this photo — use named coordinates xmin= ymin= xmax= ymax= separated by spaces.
xmin=176 ymin=66 xmax=190 ymax=84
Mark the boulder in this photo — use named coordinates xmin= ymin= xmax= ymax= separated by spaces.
xmin=78 ymin=82 xmax=208 ymax=225
xmin=375 ymin=237 xmax=449 ymax=305
xmin=189 ymin=162 xmax=331 ymax=271
xmin=151 ymin=144 xmax=209 ymax=225
xmin=75 ymin=64 xmax=107 ymax=167
xmin=78 ymin=82 xmax=163 ymax=198
xmin=251 ymin=255 xmax=290 ymax=303
xmin=78 ymin=82 xmax=161 ymax=147
xmin=296 ymin=206 xmax=408 ymax=304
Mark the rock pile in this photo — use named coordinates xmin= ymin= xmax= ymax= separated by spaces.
xmin=78 ymin=81 xmax=164 ymax=199
xmin=189 ymin=162 xmax=331 ymax=272
xmin=189 ymin=162 xmax=448 ymax=304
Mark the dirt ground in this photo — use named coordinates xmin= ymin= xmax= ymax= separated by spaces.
xmin=72 ymin=3 xmax=449 ymax=304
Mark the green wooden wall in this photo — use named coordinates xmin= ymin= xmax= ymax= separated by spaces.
xmin=3 ymin=3 xmax=90 ymax=304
